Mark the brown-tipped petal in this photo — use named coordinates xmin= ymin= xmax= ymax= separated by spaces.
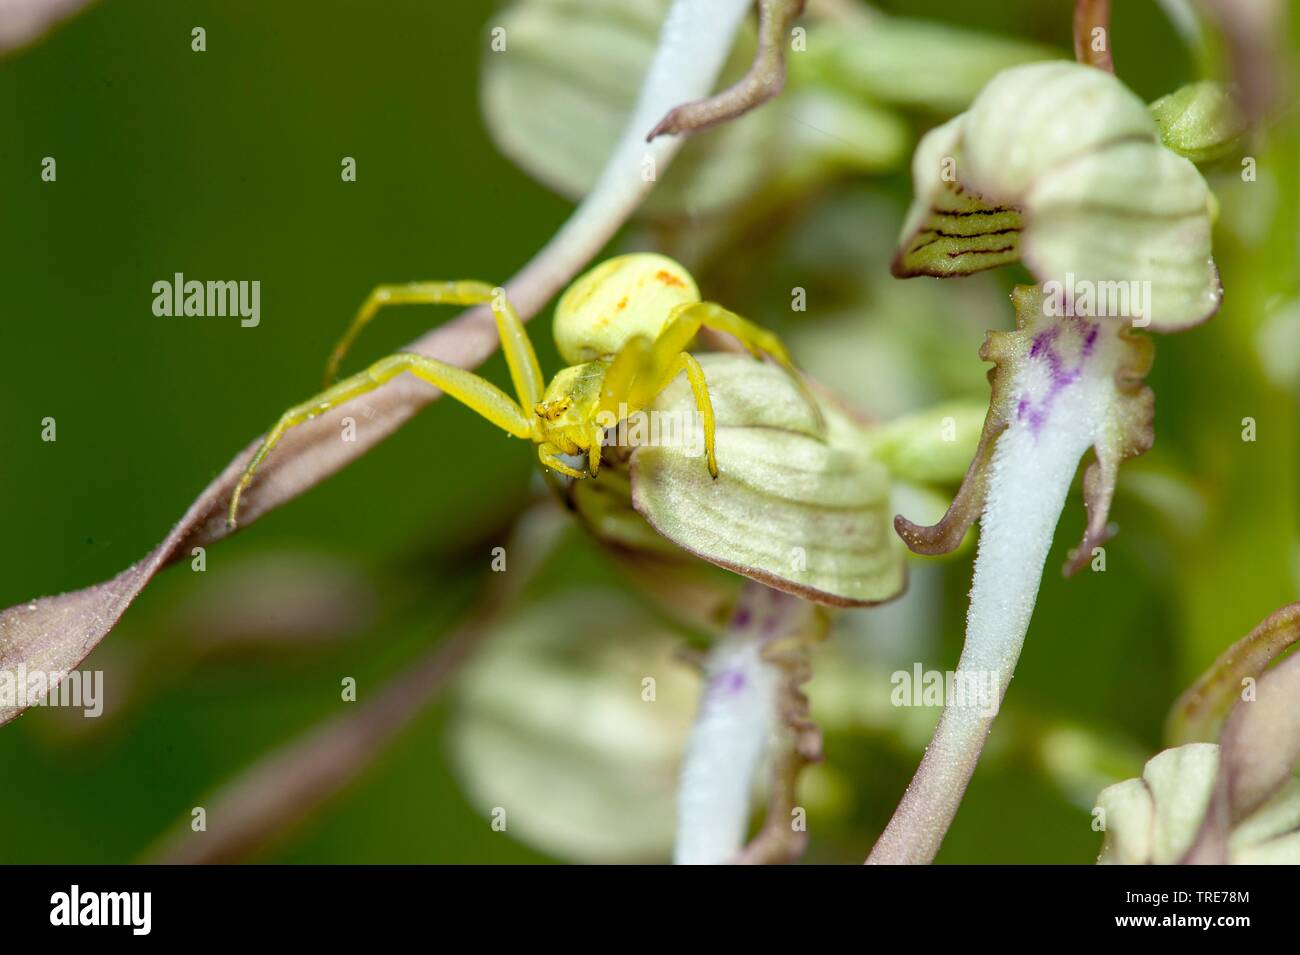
xmin=1063 ymin=457 xmax=1118 ymax=577
xmin=736 ymin=623 xmax=822 ymax=866
xmin=892 ymin=294 xmax=1027 ymax=556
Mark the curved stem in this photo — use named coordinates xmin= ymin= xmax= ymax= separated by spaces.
xmin=647 ymin=0 xmax=805 ymax=140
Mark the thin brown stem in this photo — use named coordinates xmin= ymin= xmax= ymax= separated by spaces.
xmin=143 ymin=618 xmax=486 ymax=864
xmin=647 ymin=0 xmax=807 ymax=140
xmin=1073 ymin=0 xmax=1115 ymax=73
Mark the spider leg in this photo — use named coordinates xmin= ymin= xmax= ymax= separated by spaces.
xmin=663 ymin=351 xmax=718 ymax=478
xmin=538 ymin=442 xmax=587 ymax=480
xmin=229 ymin=352 xmax=531 ymax=527
xmin=648 ymin=301 xmax=825 ymax=432
xmin=323 ymin=281 xmax=544 ymax=410
xmin=595 ymin=334 xmax=718 ymax=478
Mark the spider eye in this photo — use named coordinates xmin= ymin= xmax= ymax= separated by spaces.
xmin=535 ymin=397 xmax=573 ymax=420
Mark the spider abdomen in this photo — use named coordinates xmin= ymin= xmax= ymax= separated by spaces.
xmin=552 ymin=253 xmax=699 ymax=364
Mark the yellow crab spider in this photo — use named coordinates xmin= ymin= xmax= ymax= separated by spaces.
xmin=227 ymin=253 xmax=820 ymax=527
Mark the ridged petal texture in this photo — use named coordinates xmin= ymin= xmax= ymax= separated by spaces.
xmin=631 ymin=354 xmax=906 ymax=607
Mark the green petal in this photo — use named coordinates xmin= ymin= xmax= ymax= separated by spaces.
xmin=631 ymin=355 xmax=905 ymax=607
xmin=1095 ymin=743 xmax=1219 ymax=865
xmin=1143 ymin=743 xmax=1220 ymax=864
xmin=865 ymin=400 xmax=987 ymax=485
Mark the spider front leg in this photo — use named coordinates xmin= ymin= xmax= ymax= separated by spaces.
xmin=599 ymin=334 xmax=719 ymax=479
xmin=323 ymin=281 xmax=545 ymax=411
xmin=228 ymin=352 xmax=532 ymax=527
xmin=653 ymin=301 xmax=825 ymax=432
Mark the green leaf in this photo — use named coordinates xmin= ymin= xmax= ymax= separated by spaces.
xmin=1150 ymin=81 xmax=1247 ymax=164
xmin=631 ymin=354 xmax=906 ymax=607
xmin=795 ymin=17 xmax=1061 ymax=114
xmin=866 ymin=400 xmax=987 ymax=485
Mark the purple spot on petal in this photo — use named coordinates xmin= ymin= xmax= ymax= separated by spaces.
xmin=711 ymin=669 xmax=747 ymax=697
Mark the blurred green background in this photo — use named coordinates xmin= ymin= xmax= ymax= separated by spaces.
xmin=1 ymin=0 xmax=1296 ymax=863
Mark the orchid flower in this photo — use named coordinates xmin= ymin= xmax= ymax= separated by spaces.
xmin=869 ymin=59 xmax=1225 ymax=863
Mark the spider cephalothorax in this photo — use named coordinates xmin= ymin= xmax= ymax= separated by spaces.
xmin=228 ymin=253 xmax=818 ymax=526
